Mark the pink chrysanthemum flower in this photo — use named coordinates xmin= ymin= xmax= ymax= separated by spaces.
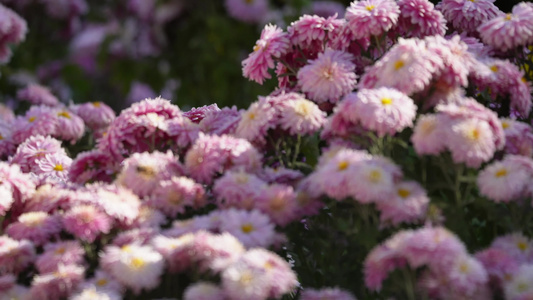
xmin=345 ymin=0 xmax=400 ymax=39
xmin=191 ymin=231 xmax=246 ymax=272
xmin=112 ymin=228 xmax=157 ymax=247
xmin=62 ymin=205 xmax=112 ymax=243
xmin=185 ymin=134 xmax=262 ymax=184
xmin=0 ymin=4 xmax=27 ymax=64
xmin=199 ymin=106 xmax=241 ymax=136
xmin=297 ymin=49 xmax=357 ymax=103
xmin=242 ymin=24 xmax=290 ymax=85
xmin=437 ymin=0 xmax=501 ymax=33
xmin=12 ymin=105 xmax=58 ymax=144
xmin=6 ymin=211 xmax=62 ymax=245
xmin=29 ymin=264 xmax=85 ymax=300
xmin=350 ymin=88 xmax=417 ymax=136
xmin=150 ymin=233 xmax=195 ymax=273
xmin=69 ymin=150 xmax=117 ymax=184
xmin=0 ymin=235 xmax=35 ymax=274
xmin=10 ymin=135 xmax=66 ymax=173
xmin=116 ymin=151 xmax=185 ymax=198
xmin=301 ymin=287 xmax=357 ymax=300
xmin=442 ymin=254 xmax=489 ymax=298
xmin=287 ymin=14 xmax=344 ymax=50
xmin=477 ymin=156 xmax=531 ymax=202
xmin=225 ymin=0 xmax=268 ymax=24
xmin=85 ymin=269 xmax=123 ymax=295
xmin=88 ymin=183 xmax=141 ymax=226
xmin=234 ymin=99 xmax=276 ymax=143
xmin=100 ymin=243 xmax=164 ymax=295
xmin=504 ymin=264 xmax=533 ymax=300
xmin=213 ymin=170 xmax=267 ymax=209
xmin=218 ymin=208 xmax=276 ymax=248
xmin=350 ymin=157 xmax=399 ymax=204
xmin=183 ymin=104 xmax=220 ymax=123
xmin=133 ymin=205 xmax=166 ymax=229
xmin=256 ymin=184 xmax=299 ymax=226
xmin=183 ymin=282 xmax=225 ymax=300
xmin=447 ymin=118 xmax=496 ymax=168
xmin=35 ymin=241 xmax=85 ymax=274
xmin=34 ymin=152 xmax=72 ymax=181
xmin=305 ymin=147 xmax=371 ymax=200
xmin=491 ymin=233 xmax=533 ymax=264
xmin=53 ymin=108 xmax=85 ymax=143
xmin=377 ymin=180 xmax=429 ymax=226
xmin=149 ymin=176 xmax=205 ymax=216
xmin=70 ymin=101 xmax=115 ymax=131
xmin=475 ymin=248 xmax=519 ymax=285
xmin=279 ymin=94 xmax=327 ymax=135
xmin=478 ymin=3 xmax=533 ymax=51
xmin=259 ymin=167 xmax=304 ymax=185
xmin=359 ymin=38 xmax=444 ymax=95
xmin=397 ymin=0 xmax=447 ymax=38
xmin=17 ymin=84 xmax=59 ymax=106
xmin=70 ymin=286 xmax=122 ymax=300
xmin=97 ymin=97 xmax=182 ymax=160
xmin=500 ymin=119 xmax=533 ymax=157
xmin=221 ymin=248 xmax=298 ymax=300
xmin=0 ymin=162 xmax=35 ymax=209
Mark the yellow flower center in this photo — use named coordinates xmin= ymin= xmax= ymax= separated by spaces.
xmin=235 ymin=173 xmax=249 ymax=184
xmin=337 ymin=161 xmax=349 ymax=171
xmin=270 ymin=197 xmax=286 ymax=211
xmin=28 ymin=116 xmax=36 ymax=122
xmin=253 ymin=44 xmax=261 ymax=52
xmin=247 ymin=112 xmax=256 ymax=120
xmin=397 ymin=188 xmax=410 ymax=198
xmin=96 ymin=279 xmax=108 ymax=286
xmin=490 ymin=65 xmax=499 ymax=72
xmin=517 ymin=282 xmax=529 ymax=292
xmin=467 ymin=128 xmax=480 ymax=141
xmin=130 ymin=257 xmax=145 ymax=269
xmin=264 ymin=261 xmax=274 ymax=270
xmin=366 ymin=5 xmax=375 ymax=11
xmin=241 ymin=223 xmax=254 ymax=233
xmin=505 ymin=14 xmax=512 ymax=21
xmin=93 ymin=102 xmax=101 ymax=107
xmin=240 ymin=271 xmax=254 ymax=284
xmin=136 ymin=165 xmax=156 ymax=178
xmin=522 ymin=77 xmax=528 ymax=83
xmin=57 ymin=111 xmax=71 ymax=119
xmin=517 ymin=241 xmax=528 ymax=251
xmin=501 ymin=121 xmax=510 ymax=129
xmin=459 ymin=262 xmax=470 ymax=273
xmin=295 ymin=100 xmax=312 ymax=116
xmin=381 ymin=97 xmax=393 ymax=105
xmin=394 ymin=60 xmax=405 ymax=70
xmin=495 ymin=168 xmax=507 ymax=178
xmin=167 ymin=194 xmax=182 ymax=205
xmin=122 ymin=245 xmax=132 ymax=252
xmin=368 ymin=169 xmax=382 ymax=183
xmin=0 ymin=134 xmax=3 ymax=140
xmin=53 ymin=164 xmax=64 ymax=171
xmin=322 ymin=68 xmax=334 ymax=80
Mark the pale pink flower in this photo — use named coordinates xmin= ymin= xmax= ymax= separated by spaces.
xmin=478 ymin=3 xmax=533 ymax=51
xmin=88 ymin=183 xmax=141 ymax=226
xmin=0 ymin=162 xmax=35 ymax=209
xmin=491 ymin=233 xmax=533 ymax=264
xmin=69 ymin=150 xmax=117 ymax=184
xmin=191 ymin=231 xmax=246 ymax=272
xmin=70 ymin=101 xmax=115 ymax=131
xmin=12 ymin=105 xmax=58 ymax=144
xmin=53 ymin=108 xmax=85 ymax=143
xmin=213 ymin=170 xmax=268 ymax=209
xmin=447 ymin=118 xmax=496 ymax=168
xmin=34 ymin=152 xmax=72 ymax=181
xmin=235 ymin=99 xmax=276 ymax=143
xmin=6 ymin=212 xmax=62 ymax=245
xmin=501 ymin=119 xmax=533 ymax=157
xmin=116 ymin=151 xmax=185 ymax=198
xmin=29 ymin=264 xmax=85 ymax=300
xmin=279 ymin=94 xmax=327 ymax=135
xmin=10 ymin=135 xmax=66 ymax=173
xmin=0 ymin=184 xmax=13 ymax=216
xmin=256 ymin=184 xmax=299 ymax=226
xmin=377 ymin=180 xmax=429 ymax=226
xmin=359 ymin=38 xmax=444 ymax=95
xmin=242 ymin=24 xmax=290 ymax=84
xmin=0 ymin=235 xmax=35 ymax=274
xmin=149 ymin=176 xmax=205 ymax=216
xmin=36 ymin=241 xmax=85 ymax=273
xmin=0 ymin=120 xmax=15 ymax=159
xmin=477 ymin=156 xmax=531 ymax=202
xmin=183 ymin=282 xmax=225 ymax=300
xmin=504 ymin=264 xmax=533 ymax=300
xmin=475 ymin=248 xmax=519 ymax=285
xmin=301 ymin=287 xmax=357 ymax=300
xmin=150 ymin=233 xmax=195 ymax=273
xmin=199 ymin=106 xmax=241 ymax=136
xmin=287 ymin=14 xmax=344 ymax=50
xmin=0 ymin=4 xmax=27 ymax=64
xmin=62 ymin=205 xmax=112 ymax=242
xmin=345 ymin=0 xmax=400 ymax=39
xmin=350 ymin=157 xmax=399 ymax=204
xmin=309 ymin=1 xmax=345 ymax=18
xmin=218 ymin=208 xmax=276 ymax=248
xmin=297 ymin=49 xmax=357 ymax=103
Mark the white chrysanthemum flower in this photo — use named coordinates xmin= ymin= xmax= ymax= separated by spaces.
xmin=69 ymin=286 xmax=122 ymax=300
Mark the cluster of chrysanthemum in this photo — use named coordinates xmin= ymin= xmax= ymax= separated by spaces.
xmin=304 ymin=145 xmax=429 ymax=227
xmin=364 ymin=226 xmax=491 ymax=299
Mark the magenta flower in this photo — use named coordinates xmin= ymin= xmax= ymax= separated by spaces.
xmin=70 ymin=101 xmax=115 ymax=131
xmin=478 ymin=3 xmax=533 ymax=51
xmin=12 ymin=105 xmax=58 ymax=145
xmin=29 ymin=264 xmax=85 ymax=300
xmin=345 ymin=0 xmax=400 ymax=39
xmin=242 ymin=24 xmax=290 ymax=85
xmin=297 ymin=49 xmax=357 ymax=103
xmin=69 ymin=150 xmax=118 ymax=184
xmin=53 ymin=108 xmax=85 ymax=143
xmin=288 ymin=14 xmax=344 ymax=50
xmin=10 ymin=135 xmax=66 ymax=173
xmin=34 ymin=152 xmax=72 ymax=181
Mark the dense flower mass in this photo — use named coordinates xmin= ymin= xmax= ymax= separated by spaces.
xmin=1 ymin=0 xmax=533 ymax=299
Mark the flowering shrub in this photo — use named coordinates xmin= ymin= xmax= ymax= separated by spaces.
xmin=1 ymin=0 xmax=533 ymax=299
